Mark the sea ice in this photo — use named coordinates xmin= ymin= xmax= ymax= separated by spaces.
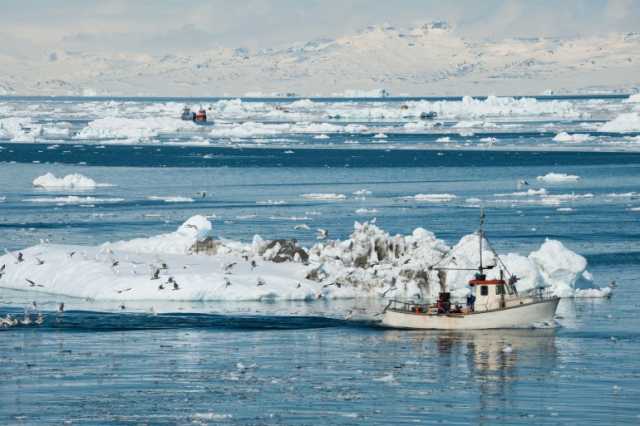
xmin=32 ymin=172 xmax=106 ymax=190
xmin=536 ymin=173 xmax=581 ymax=183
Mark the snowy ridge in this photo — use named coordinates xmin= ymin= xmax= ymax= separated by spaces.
xmin=0 ymin=216 xmax=608 ymax=303
xmin=1 ymin=24 xmax=639 ymax=96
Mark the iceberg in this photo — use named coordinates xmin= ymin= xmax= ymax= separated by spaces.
xmin=537 ymin=173 xmax=581 ymax=183
xmin=32 ymin=172 xmax=106 ymax=190
xmin=553 ymin=132 xmax=592 ymax=143
xmin=0 ymin=216 xmax=602 ymax=303
xmin=600 ymin=113 xmax=640 ymax=133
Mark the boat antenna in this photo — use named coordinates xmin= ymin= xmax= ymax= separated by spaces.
xmin=478 ymin=208 xmax=485 ymax=274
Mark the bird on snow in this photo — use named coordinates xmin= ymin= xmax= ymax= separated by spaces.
xmin=316 ymin=229 xmax=328 ymax=240
xmin=1 ymin=264 xmax=6 ymax=273
xmin=257 ymin=277 xmax=266 ymax=287
xmin=172 ymin=281 xmax=180 ymax=291
xmin=251 ymin=260 xmax=257 ymax=269
xmin=35 ymin=257 xmax=45 ymax=265
xmin=17 ymin=252 xmax=24 ymax=263
xmin=25 ymin=278 xmax=43 ymax=287
xmin=224 ymin=278 xmax=232 ymax=288
xmin=68 ymin=251 xmax=76 ymax=258
xmin=151 ymin=268 xmax=160 ymax=280
xmin=158 ymin=283 xmax=165 ymax=290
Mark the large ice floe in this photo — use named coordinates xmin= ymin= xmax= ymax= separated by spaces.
xmin=0 ymin=215 xmax=608 ymax=303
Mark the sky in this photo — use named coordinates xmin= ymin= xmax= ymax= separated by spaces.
xmin=2 ymin=0 xmax=639 ymax=57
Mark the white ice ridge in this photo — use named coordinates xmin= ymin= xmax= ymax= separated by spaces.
xmin=75 ymin=116 xmax=198 ymax=141
xmin=401 ymin=193 xmax=457 ymax=202
xmin=536 ymin=172 xmax=581 ymax=183
xmin=0 ymin=216 xmax=607 ymax=302
xmin=600 ymin=112 xmax=640 ymax=133
xmin=32 ymin=172 xmax=109 ymax=190
xmin=553 ymin=132 xmax=592 ymax=143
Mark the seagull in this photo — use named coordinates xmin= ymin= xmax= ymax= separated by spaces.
xmin=224 ymin=278 xmax=232 ymax=288
xmin=323 ymin=282 xmax=341 ymax=289
xmin=251 ymin=260 xmax=257 ymax=269
xmin=35 ymin=313 xmax=44 ymax=325
xmin=224 ymin=262 xmax=237 ymax=273
xmin=68 ymin=251 xmax=76 ymax=258
xmin=119 ymin=304 xmax=126 ymax=310
xmin=296 ymin=282 xmax=301 ymax=288
xmin=609 ymin=280 xmax=617 ymax=289
xmin=151 ymin=269 xmax=160 ymax=280
xmin=35 ymin=257 xmax=45 ymax=265
xmin=58 ymin=303 xmax=64 ymax=313
xmin=25 ymin=278 xmax=37 ymax=287
xmin=0 ymin=264 xmax=5 ymax=273
xmin=257 ymin=278 xmax=266 ymax=287
xmin=116 ymin=288 xmax=132 ymax=294
xmin=111 ymin=260 xmax=119 ymax=267
xmin=17 ymin=252 xmax=24 ymax=263
xmin=316 ymin=229 xmax=328 ymax=240
xmin=158 ymin=283 xmax=165 ymax=290
xmin=172 ymin=281 xmax=180 ymax=291
xmin=160 ymin=262 xmax=168 ymax=270
xmin=502 ymin=344 xmax=513 ymax=353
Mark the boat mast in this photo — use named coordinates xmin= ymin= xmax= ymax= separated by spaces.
xmin=478 ymin=208 xmax=485 ymax=275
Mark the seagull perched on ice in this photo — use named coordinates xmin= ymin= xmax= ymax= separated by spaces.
xmin=316 ymin=229 xmax=328 ymax=240
xmin=158 ymin=283 xmax=165 ymax=290
xmin=0 ymin=264 xmax=5 ymax=273
xmin=151 ymin=268 xmax=160 ymax=280
xmin=35 ymin=257 xmax=45 ymax=265
xmin=224 ymin=262 xmax=237 ymax=273
xmin=257 ymin=277 xmax=266 ymax=287
xmin=68 ymin=251 xmax=76 ymax=258
xmin=224 ymin=278 xmax=232 ymax=288
xmin=58 ymin=303 xmax=64 ymax=313
xmin=17 ymin=252 xmax=24 ymax=263
xmin=296 ymin=282 xmax=301 ymax=288
xmin=251 ymin=260 xmax=257 ymax=269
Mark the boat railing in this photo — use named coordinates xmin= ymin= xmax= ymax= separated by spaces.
xmin=529 ymin=287 xmax=556 ymax=301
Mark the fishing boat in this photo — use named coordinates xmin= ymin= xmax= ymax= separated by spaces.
xmin=382 ymin=211 xmax=559 ymax=330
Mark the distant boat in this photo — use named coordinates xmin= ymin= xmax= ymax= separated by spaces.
xmin=420 ymin=111 xmax=437 ymax=120
xmin=181 ymin=106 xmax=210 ymax=124
xmin=382 ymin=210 xmax=560 ymax=330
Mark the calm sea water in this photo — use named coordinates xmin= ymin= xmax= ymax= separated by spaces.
xmin=1 ymin=96 xmax=639 ymax=424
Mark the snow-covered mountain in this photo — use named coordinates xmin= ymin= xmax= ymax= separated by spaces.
xmin=2 ymin=22 xmax=640 ymax=96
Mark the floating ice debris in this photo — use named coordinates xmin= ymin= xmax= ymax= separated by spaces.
xmin=355 ymin=208 xmax=378 ymax=215
xmin=314 ymin=134 xmax=330 ymax=139
xmin=256 ymin=200 xmax=287 ymax=205
xmin=373 ymin=132 xmax=387 ymax=139
xmin=301 ymin=193 xmax=347 ymax=200
xmin=553 ymin=132 xmax=592 ymax=143
xmin=556 ymin=207 xmax=574 ymax=212
xmin=600 ymin=112 xmax=640 ymax=133
xmin=402 ymin=193 xmax=457 ymax=202
xmin=373 ymin=373 xmax=396 ymax=383
xmin=32 ymin=172 xmax=109 ymax=190
xmin=624 ymin=93 xmax=640 ymax=103
xmin=24 ymin=196 xmax=124 ymax=204
xmin=574 ymin=287 xmax=612 ymax=298
xmin=495 ymin=188 xmax=547 ymax=197
xmin=501 ymin=344 xmax=513 ymax=353
xmin=537 ymin=173 xmax=581 ymax=183
xmin=76 ymin=116 xmax=197 ymax=141
xmin=146 ymin=196 xmax=194 ymax=203
xmin=436 ymin=136 xmax=451 ymax=142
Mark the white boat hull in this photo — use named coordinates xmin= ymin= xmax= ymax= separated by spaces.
xmin=381 ymin=298 xmax=559 ymax=330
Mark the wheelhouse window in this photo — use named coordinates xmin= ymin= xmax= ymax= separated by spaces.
xmin=496 ymin=284 xmax=505 ymax=295
xmin=480 ymin=286 xmax=488 ymax=296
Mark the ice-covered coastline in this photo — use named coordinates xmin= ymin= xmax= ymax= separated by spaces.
xmin=0 ymin=215 xmax=609 ymax=303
